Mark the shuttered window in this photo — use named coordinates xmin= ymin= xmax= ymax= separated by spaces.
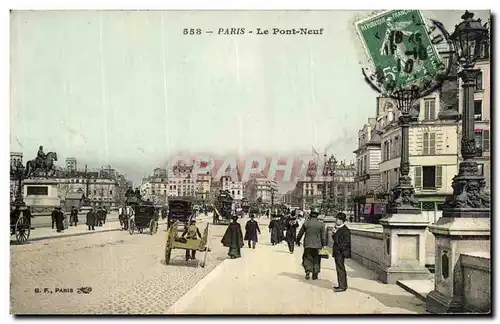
xmin=423 ymin=133 xmax=436 ymax=155
xmin=424 ymin=99 xmax=436 ymax=120
xmin=436 ymin=166 xmax=442 ymax=188
xmin=414 ymin=166 xmax=422 ymax=189
xmin=483 ymin=130 xmax=490 ymax=151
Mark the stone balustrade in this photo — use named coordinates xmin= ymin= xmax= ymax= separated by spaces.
xmin=460 ymin=252 xmax=491 ymax=313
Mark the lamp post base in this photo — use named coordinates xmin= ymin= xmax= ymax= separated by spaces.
xmin=426 ymin=217 xmax=490 ymax=313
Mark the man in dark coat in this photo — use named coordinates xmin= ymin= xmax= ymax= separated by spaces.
xmin=268 ymin=215 xmax=280 ymax=245
xmin=285 ymin=214 xmax=299 ymax=253
xmin=221 ymin=216 xmax=244 ymax=259
xmin=296 ymin=208 xmax=326 ymax=280
xmin=278 ymin=214 xmax=287 ymax=242
xmin=103 ymin=206 xmax=108 ymax=224
xmin=332 ymin=212 xmax=352 ymax=292
xmin=70 ymin=206 xmax=79 ymax=226
xmin=86 ymin=207 xmax=96 ymax=231
xmin=54 ymin=207 xmax=64 ymax=232
xmin=244 ymin=214 xmax=261 ymax=249
xmin=51 ymin=207 xmax=58 ymax=229
xmin=96 ymin=207 xmax=105 ymax=227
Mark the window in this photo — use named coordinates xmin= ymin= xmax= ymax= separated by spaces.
xmin=483 ymin=130 xmax=490 ymax=151
xmin=237 ymin=190 xmax=240 ymax=195
xmin=363 ymin=156 xmax=367 ymax=173
xmin=423 ymin=133 xmax=436 ymax=155
xmin=474 ymin=71 xmax=483 ymax=91
xmin=94 ymin=190 xmax=97 ymax=195
xmin=232 ymin=190 xmax=235 ymax=195
xmin=424 ymin=99 xmax=436 ymax=120
xmin=474 ymin=100 xmax=482 ymax=121
xmin=110 ymin=190 xmax=113 ymax=195
xmin=414 ymin=165 xmax=442 ymax=190
xmin=152 ymin=190 xmax=155 ymax=194
xmin=475 ymin=130 xmax=482 ymax=153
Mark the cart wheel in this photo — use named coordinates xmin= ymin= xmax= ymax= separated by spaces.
xmin=165 ymin=246 xmax=172 ymax=265
xmin=15 ymin=216 xmax=30 ymax=244
xmin=128 ymin=219 xmax=135 ymax=235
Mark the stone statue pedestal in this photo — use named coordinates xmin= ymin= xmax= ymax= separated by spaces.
xmin=23 ymin=179 xmax=60 ymax=214
xmin=426 ymin=217 xmax=490 ymax=313
xmin=378 ymin=212 xmax=431 ymax=284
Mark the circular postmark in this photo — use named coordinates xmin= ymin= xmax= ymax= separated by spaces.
xmin=354 ymin=10 xmax=454 ymax=100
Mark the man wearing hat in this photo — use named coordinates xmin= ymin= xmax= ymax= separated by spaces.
xmin=285 ymin=211 xmax=299 ymax=253
xmin=54 ymin=206 xmax=65 ymax=233
xmin=331 ymin=212 xmax=351 ymax=292
xmin=182 ymin=219 xmax=203 ymax=261
xmin=221 ymin=215 xmax=244 ymax=259
xmin=268 ymin=214 xmax=280 ymax=245
xmin=244 ymin=213 xmax=261 ymax=249
xmin=296 ymin=208 xmax=326 ymax=280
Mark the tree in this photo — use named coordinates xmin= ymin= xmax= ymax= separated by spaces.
xmin=57 ymin=182 xmax=71 ymax=202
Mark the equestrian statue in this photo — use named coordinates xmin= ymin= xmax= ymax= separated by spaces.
xmin=24 ymin=146 xmax=58 ymax=178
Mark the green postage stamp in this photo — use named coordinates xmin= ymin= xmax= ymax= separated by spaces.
xmin=355 ymin=10 xmax=445 ymax=91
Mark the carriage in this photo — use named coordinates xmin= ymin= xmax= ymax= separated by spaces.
xmin=167 ymin=198 xmax=192 ymax=231
xmin=164 ymin=220 xmax=211 ymax=268
xmin=212 ymin=190 xmax=233 ymax=225
xmin=10 ymin=205 xmax=31 ymax=244
xmin=126 ymin=196 xmax=159 ymax=235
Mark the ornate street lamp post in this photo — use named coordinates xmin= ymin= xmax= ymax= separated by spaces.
xmin=442 ymin=11 xmax=490 ymax=216
xmin=386 ymin=87 xmax=421 ymax=214
xmin=426 ymin=11 xmax=490 ymax=313
xmin=327 ymin=155 xmax=337 ymax=215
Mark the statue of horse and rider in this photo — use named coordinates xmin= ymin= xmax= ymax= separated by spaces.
xmin=24 ymin=146 xmax=58 ymax=178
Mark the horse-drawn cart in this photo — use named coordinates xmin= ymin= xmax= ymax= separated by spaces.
xmin=10 ymin=206 xmax=31 ymax=244
xmin=212 ymin=190 xmax=233 ymax=225
xmin=129 ymin=204 xmax=158 ymax=235
xmin=164 ymin=220 xmax=210 ymax=267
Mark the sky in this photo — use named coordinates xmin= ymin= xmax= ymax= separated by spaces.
xmin=10 ymin=10 xmax=490 ymax=186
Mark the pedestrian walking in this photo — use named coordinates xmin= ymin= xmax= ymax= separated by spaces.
xmin=332 ymin=212 xmax=351 ymax=292
xmin=221 ymin=216 xmax=244 ymax=259
xmin=268 ymin=215 xmax=280 ymax=245
xmin=55 ymin=207 xmax=64 ymax=232
xmin=86 ymin=207 xmax=96 ymax=231
xmin=96 ymin=206 xmax=104 ymax=227
xmin=244 ymin=213 xmax=261 ymax=249
xmin=51 ymin=207 xmax=58 ymax=229
xmin=24 ymin=206 xmax=34 ymax=229
xmin=70 ymin=206 xmax=79 ymax=226
xmin=286 ymin=213 xmax=299 ymax=253
xmin=103 ymin=206 xmax=108 ymax=224
xmin=296 ymin=208 xmax=326 ymax=280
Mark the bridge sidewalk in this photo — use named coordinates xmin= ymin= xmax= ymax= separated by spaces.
xmin=168 ymin=220 xmax=426 ymax=315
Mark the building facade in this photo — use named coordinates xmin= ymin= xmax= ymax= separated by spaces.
xmin=246 ymin=175 xmax=278 ymax=204
xmin=221 ymin=175 xmax=243 ymax=201
xmin=293 ymin=162 xmax=356 ymax=213
xmin=353 ymin=112 xmax=385 ymax=223
xmin=378 ymin=90 xmax=459 ymax=223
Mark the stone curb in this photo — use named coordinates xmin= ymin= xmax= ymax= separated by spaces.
xmin=166 ymin=258 xmax=230 ymax=314
xmin=396 ymin=280 xmax=427 ymax=302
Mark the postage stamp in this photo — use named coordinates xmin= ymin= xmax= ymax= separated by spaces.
xmin=355 ymin=10 xmax=446 ymax=93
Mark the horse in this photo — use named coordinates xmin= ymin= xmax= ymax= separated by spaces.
xmin=118 ymin=205 xmax=134 ymax=230
xmin=24 ymin=152 xmax=58 ymax=178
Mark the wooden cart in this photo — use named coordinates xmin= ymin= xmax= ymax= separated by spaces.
xmin=164 ymin=221 xmax=210 ymax=268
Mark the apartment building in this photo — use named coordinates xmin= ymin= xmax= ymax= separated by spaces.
xmin=353 ymin=111 xmax=385 ymax=222
xmin=246 ymin=175 xmax=278 ymax=204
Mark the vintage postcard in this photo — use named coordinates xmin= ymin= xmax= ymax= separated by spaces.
xmin=9 ymin=9 xmax=491 ymax=315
